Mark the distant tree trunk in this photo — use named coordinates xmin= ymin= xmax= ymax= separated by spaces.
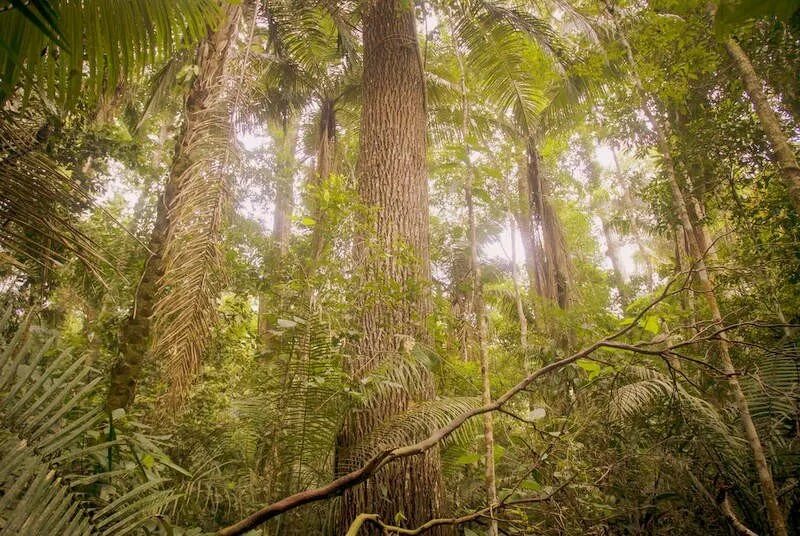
xmin=258 ymin=117 xmax=299 ymax=350
xmin=724 ymin=37 xmax=800 ymax=213
xmin=272 ymin=119 xmax=299 ymax=256
xmin=583 ymin=138 xmax=627 ymax=305
xmin=107 ymin=5 xmax=241 ymax=411
xmin=309 ymin=98 xmax=336 ymax=263
xmin=525 ymin=141 xmax=570 ymax=309
xmin=610 ymin=145 xmax=654 ymax=286
xmin=508 ymin=214 xmax=528 ymax=351
xmin=514 ymin=164 xmax=545 ymax=302
xmin=335 ymin=1 xmax=448 ymax=533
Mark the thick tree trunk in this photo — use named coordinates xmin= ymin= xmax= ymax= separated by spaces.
xmin=725 ymin=37 xmax=800 ymax=213
xmin=335 ymin=1 xmax=448 ymax=533
xmin=106 ymin=5 xmax=241 ymax=411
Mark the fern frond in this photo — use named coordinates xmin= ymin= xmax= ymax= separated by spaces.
xmin=0 ymin=309 xmax=178 ymax=535
xmin=340 ymin=397 xmax=481 ymax=472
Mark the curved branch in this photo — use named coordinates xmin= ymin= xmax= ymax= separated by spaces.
xmin=217 ymin=273 xmax=732 ymax=536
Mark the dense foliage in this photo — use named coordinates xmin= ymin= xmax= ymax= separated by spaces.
xmin=1 ymin=0 xmax=799 ymax=535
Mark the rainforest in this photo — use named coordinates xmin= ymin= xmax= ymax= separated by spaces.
xmin=0 ymin=0 xmax=799 ymax=535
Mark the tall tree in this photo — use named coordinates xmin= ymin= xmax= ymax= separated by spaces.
xmin=334 ymin=0 xmax=448 ymax=532
xmin=612 ymin=16 xmax=789 ymax=535
xmin=722 ymin=36 xmax=800 ymax=213
xmin=107 ymin=3 xmax=242 ymax=411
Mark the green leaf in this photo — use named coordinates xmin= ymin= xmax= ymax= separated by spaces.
xmin=454 ymin=452 xmax=481 ymax=465
xmin=576 ymin=359 xmax=602 ymax=380
xmin=642 ymin=316 xmax=660 ymax=334
xmin=521 ymin=479 xmax=542 ymax=491
xmin=493 ymin=444 xmax=506 ymax=463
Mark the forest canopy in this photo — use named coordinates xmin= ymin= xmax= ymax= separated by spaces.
xmin=0 ymin=0 xmax=799 ymax=535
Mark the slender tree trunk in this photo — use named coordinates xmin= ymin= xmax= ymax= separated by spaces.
xmin=456 ymin=55 xmax=498 ymax=535
xmin=335 ymin=1 xmax=448 ymax=533
xmin=610 ymin=18 xmax=788 ymax=534
xmin=665 ymin=119 xmax=787 ymax=536
xmin=724 ymin=37 xmax=800 ymax=213
xmin=107 ymin=173 xmax=173 ymax=411
xmin=466 ymin=176 xmax=498 ymax=536
xmin=508 ymin=214 xmax=528 ymax=351
xmin=258 ymin=118 xmax=300 ymax=350
xmin=107 ymin=6 xmax=241 ymax=411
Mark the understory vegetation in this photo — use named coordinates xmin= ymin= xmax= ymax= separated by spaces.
xmin=0 ymin=0 xmax=799 ymax=535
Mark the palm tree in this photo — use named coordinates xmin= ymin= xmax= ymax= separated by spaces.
xmin=108 ymin=3 xmax=243 ymax=411
xmin=0 ymin=0 xmax=220 ymax=281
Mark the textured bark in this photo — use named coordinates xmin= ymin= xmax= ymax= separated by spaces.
xmin=725 ymin=37 xmax=800 ymax=214
xmin=107 ymin=5 xmax=241 ymax=411
xmin=335 ymin=1 xmax=448 ymax=533
xmin=107 ymin=176 xmax=172 ymax=411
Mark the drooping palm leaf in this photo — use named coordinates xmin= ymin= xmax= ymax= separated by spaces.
xmin=151 ymin=4 xmax=242 ymax=409
xmin=0 ymin=0 xmax=221 ymax=106
xmin=0 ymin=115 xmax=114 ymax=278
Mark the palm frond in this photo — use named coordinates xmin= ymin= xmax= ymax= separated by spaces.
xmin=453 ymin=1 xmax=552 ymax=135
xmin=0 ymin=309 xmax=178 ymax=535
xmin=0 ymin=0 xmax=221 ymax=107
xmin=0 ymin=115 xmax=114 ymax=278
xmin=151 ymin=5 xmax=242 ymax=410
